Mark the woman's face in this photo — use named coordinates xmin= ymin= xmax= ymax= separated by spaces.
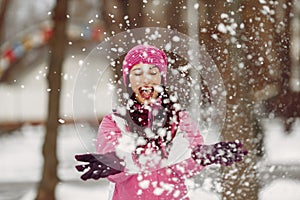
xmin=129 ymin=63 xmax=162 ymax=104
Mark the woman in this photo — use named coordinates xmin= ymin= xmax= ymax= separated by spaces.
xmin=75 ymin=45 xmax=247 ymax=200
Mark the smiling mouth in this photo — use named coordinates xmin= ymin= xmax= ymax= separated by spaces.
xmin=139 ymin=86 xmax=154 ymax=100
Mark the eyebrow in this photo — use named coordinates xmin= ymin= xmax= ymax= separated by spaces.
xmin=131 ymin=65 xmax=158 ymax=72
xmin=132 ymin=68 xmax=142 ymax=71
xmin=149 ymin=66 xmax=159 ymax=70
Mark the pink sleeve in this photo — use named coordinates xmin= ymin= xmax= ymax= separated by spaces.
xmin=96 ymin=114 xmax=120 ymax=154
xmin=96 ymin=114 xmax=131 ymax=183
xmin=170 ymin=111 xmax=204 ymax=178
xmin=178 ymin=111 xmax=203 ymax=149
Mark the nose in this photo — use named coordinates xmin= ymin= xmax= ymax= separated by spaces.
xmin=142 ymin=74 xmax=151 ymax=85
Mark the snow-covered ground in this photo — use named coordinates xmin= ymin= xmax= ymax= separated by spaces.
xmin=0 ymin=118 xmax=300 ymax=200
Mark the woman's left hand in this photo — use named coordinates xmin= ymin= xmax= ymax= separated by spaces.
xmin=191 ymin=140 xmax=248 ymax=166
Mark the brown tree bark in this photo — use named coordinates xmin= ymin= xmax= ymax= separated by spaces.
xmin=274 ymin=0 xmax=293 ymax=90
xmin=0 ymin=0 xmax=10 ymax=43
xmin=101 ymin=0 xmax=125 ymax=34
xmin=198 ymin=0 xmax=260 ymax=199
xmin=220 ymin=0 xmax=260 ymax=198
xmin=101 ymin=0 xmax=144 ymax=35
xmin=35 ymin=0 xmax=68 ymax=200
xmin=100 ymin=0 xmax=145 ymax=81
xmin=165 ymin=0 xmax=188 ymax=34
xmin=264 ymin=0 xmax=298 ymax=133
xmin=126 ymin=0 xmax=144 ymax=29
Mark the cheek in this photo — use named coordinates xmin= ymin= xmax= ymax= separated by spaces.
xmin=129 ymin=76 xmax=141 ymax=91
xmin=152 ymin=75 xmax=162 ymax=85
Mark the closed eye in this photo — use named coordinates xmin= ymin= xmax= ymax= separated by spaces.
xmin=149 ymin=66 xmax=159 ymax=75
xmin=132 ymin=68 xmax=142 ymax=76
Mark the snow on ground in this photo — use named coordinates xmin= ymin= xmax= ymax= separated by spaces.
xmin=259 ymin=179 xmax=300 ymax=200
xmin=20 ymin=182 xmax=109 ymax=200
xmin=0 ymin=118 xmax=300 ymax=199
xmin=263 ymin=118 xmax=300 ymax=164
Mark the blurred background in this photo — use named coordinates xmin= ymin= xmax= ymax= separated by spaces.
xmin=0 ymin=0 xmax=300 ymax=200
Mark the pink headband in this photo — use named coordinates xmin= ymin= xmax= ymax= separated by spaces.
xmin=122 ymin=44 xmax=168 ymax=85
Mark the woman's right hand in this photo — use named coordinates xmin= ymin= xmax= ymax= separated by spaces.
xmin=75 ymin=152 xmax=125 ymax=180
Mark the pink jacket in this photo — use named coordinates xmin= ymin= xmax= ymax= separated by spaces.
xmin=96 ymin=111 xmax=204 ymax=200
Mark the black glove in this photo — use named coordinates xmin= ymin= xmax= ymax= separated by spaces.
xmin=191 ymin=140 xmax=248 ymax=166
xmin=75 ymin=151 xmax=125 ymax=181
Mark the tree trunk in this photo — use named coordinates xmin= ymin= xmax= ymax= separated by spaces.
xmin=198 ymin=0 xmax=260 ymax=199
xmin=35 ymin=0 xmax=68 ymax=200
xmin=126 ymin=0 xmax=144 ymax=29
xmin=101 ymin=0 xmax=144 ymax=35
xmin=0 ymin=0 xmax=10 ymax=43
xmin=220 ymin=0 xmax=259 ymax=198
xmin=275 ymin=0 xmax=293 ymax=90
xmin=165 ymin=0 xmax=188 ymax=34
xmin=100 ymin=0 xmax=145 ymax=82
xmin=101 ymin=0 xmax=124 ymax=35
